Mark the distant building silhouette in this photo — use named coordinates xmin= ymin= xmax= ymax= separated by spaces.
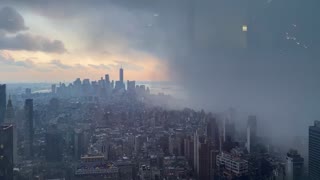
xmin=120 ymin=67 xmax=124 ymax=83
xmin=51 ymin=84 xmax=56 ymax=94
xmin=105 ymin=74 xmax=110 ymax=84
xmin=105 ymin=74 xmax=111 ymax=94
xmin=24 ymin=99 xmax=34 ymax=159
xmin=0 ymin=84 xmax=6 ymax=124
xmin=0 ymin=125 xmax=13 ymax=180
xmin=246 ymin=115 xmax=257 ymax=153
xmin=223 ymin=121 xmax=235 ymax=144
xmin=5 ymin=96 xmax=14 ymax=123
xmin=285 ymin=149 xmax=304 ymax=180
xmin=127 ymin=80 xmax=136 ymax=94
xmin=115 ymin=68 xmax=125 ymax=91
xmin=309 ymin=120 xmax=320 ymax=179
xmin=206 ymin=118 xmax=220 ymax=150
xmin=4 ymin=96 xmax=17 ymax=164
xmin=25 ymin=88 xmax=31 ymax=96
xmin=45 ymin=126 xmax=63 ymax=162
xmin=74 ymin=129 xmax=89 ymax=160
xmin=198 ymin=139 xmax=210 ymax=180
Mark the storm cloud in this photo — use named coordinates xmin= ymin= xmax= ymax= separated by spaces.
xmin=1 ymin=0 xmax=320 ymax=137
xmin=0 ymin=33 xmax=66 ymax=53
xmin=0 ymin=6 xmax=28 ymax=33
xmin=0 ymin=6 xmax=66 ymax=53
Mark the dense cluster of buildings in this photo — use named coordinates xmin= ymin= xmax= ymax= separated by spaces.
xmin=0 ymin=68 xmax=318 ymax=180
xmin=53 ymin=67 xmax=149 ymax=98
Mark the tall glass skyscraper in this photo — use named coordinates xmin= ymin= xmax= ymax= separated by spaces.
xmin=24 ymin=99 xmax=34 ymax=159
xmin=309 ymin=120 xmax=320 ymax=179
xmin=0 ymin=125 xmax=13 ymax=180
xmin=0 ymin=84 xmax=6 ymax=124
xmin=120 ymin=67 xmax=124 ymax=83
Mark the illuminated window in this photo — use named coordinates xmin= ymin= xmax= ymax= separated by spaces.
xmin=242 ymin=25 xmax=248 ymax=32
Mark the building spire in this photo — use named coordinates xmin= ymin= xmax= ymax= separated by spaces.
xmin=5 ymin=94 xmax=14 ymax=123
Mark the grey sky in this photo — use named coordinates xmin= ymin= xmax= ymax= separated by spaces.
xmin=1 ymin=0 xmax=319 ymax=137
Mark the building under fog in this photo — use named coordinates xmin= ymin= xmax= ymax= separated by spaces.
xmin=0 ymin=125 xmax=13 ymax=180
xmin=216 ymin=151 xmax=248 ymax=178
xmin=24 ymin=99 xmax=34 ymax=159
xmin=0 ymin=84 xmax=6 ymax=124
xmin=246 ymin=115 xmax=257 ymax=153
xmin=309 ymin=120 xmax=320 ymax=180
xmin=4 ymin=96 xmax=17 ymax=165
xmin=115 ymin=68 xmax=125 ymax=91
xmin=45 ymin=126 xmax=63 ymax=162
xmin=285 ymin=149 xmax=304 ymax=180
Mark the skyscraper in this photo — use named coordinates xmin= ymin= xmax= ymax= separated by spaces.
xmin=24 ymin=99 xmax=34 ymax=159
xmin=198 ymin=140 xmax=210 ymax=180
xmin=120 ymin=67 xmax=124 ymax=82
xmin=127 ymin=80 xmax=136 ymax=93
xmin=222 ymin=116 xmax=236 ymax=143
xmin=0 ymin=125 xmax=13 ymax=180
xmin=45 ymin=126 xmax=63 ymax=162
xmin=105 ymin=74 xmax=110 ymax=83
xmin=0 ymin=84 xmax=6 ymax=124
xmin=223 ymin=108 xmax=236 ymax=142
xmin=25 ymin=88 xmax=31 ymax=96
xmin=309 ymin=120 xmax=320 ymax=180
xmin=5 ymin=96 xmax=14 ymax=123
xmin=206 ymin=118 xmax=220 ymax=150
xmin=105 ymin=74 xmax=110 ymax=86
xmin=285 ymin=149 xmax=304 ymax=180
xmin=51 ymin=84 xmax=56 ymax=94
xmin=4 ymin=96 xmax=17 ymax=164
xmin=193 ymin=131 xmax=200 ymax=173
xmin=74 ymin=129 xmax=86 ymax=160
xmin=246 ymin=115 xmax=257 ymax=153
xmin=115 ymin=68 xmax=125 ymax=91
xmin=194 ymin=130 xmax=210 ymax=180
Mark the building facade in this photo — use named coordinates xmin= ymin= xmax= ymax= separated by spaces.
xmin=216 ymin=152 xmax=248 ymax=177
xmin=309 ymin=120 xmax=320 ymax=179
xmin=0 ymin=84 xmax=6 ymax=124
xmin=285 ymin=149 xmax=304 ymax=180
xmin=0 ymin=125 xmax=13 ymax=180
xmin=24 ymin=99 xmax=34 ymax=159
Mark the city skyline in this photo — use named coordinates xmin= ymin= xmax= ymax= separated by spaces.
xmin=0 ymin=1 xmax=319 ymax=179
xmin=0 ymin=2 xmax=168 ymax=82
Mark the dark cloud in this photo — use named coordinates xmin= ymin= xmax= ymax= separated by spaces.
xmin=160 ymin=0 xmax=320 ymax=137
xmin=0 ymin=6 xmax=67 ymax=53
xmin=53 ymin=0 xmax=319 ymax=136
xmin=0 ymin=6 xmax=28 ymax=33
xmin=50 ymin=59 xmax=71 ymax=69
xmin=0 ymin=33 xmax=66 ymax=53
xmin=1 ymin=0 xmax=320 ymax=138
xmin=2 ymin=0 xmax=166 ymax=56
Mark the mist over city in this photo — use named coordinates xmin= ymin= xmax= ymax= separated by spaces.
xmin=0 ymin=0 xmax=319 ymax=180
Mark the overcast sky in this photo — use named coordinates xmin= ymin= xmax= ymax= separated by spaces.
xmin=0 ymin=0 xmax=319 ymax=137
xmin=0 ymin=0 xmax=171 ymax=82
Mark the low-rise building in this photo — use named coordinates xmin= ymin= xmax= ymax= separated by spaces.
xmin=216 ymin=152 xmax=248 ymax=177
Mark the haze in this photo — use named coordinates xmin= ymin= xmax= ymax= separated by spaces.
xmin=0 ymin=0 xmax=319 ymax=138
